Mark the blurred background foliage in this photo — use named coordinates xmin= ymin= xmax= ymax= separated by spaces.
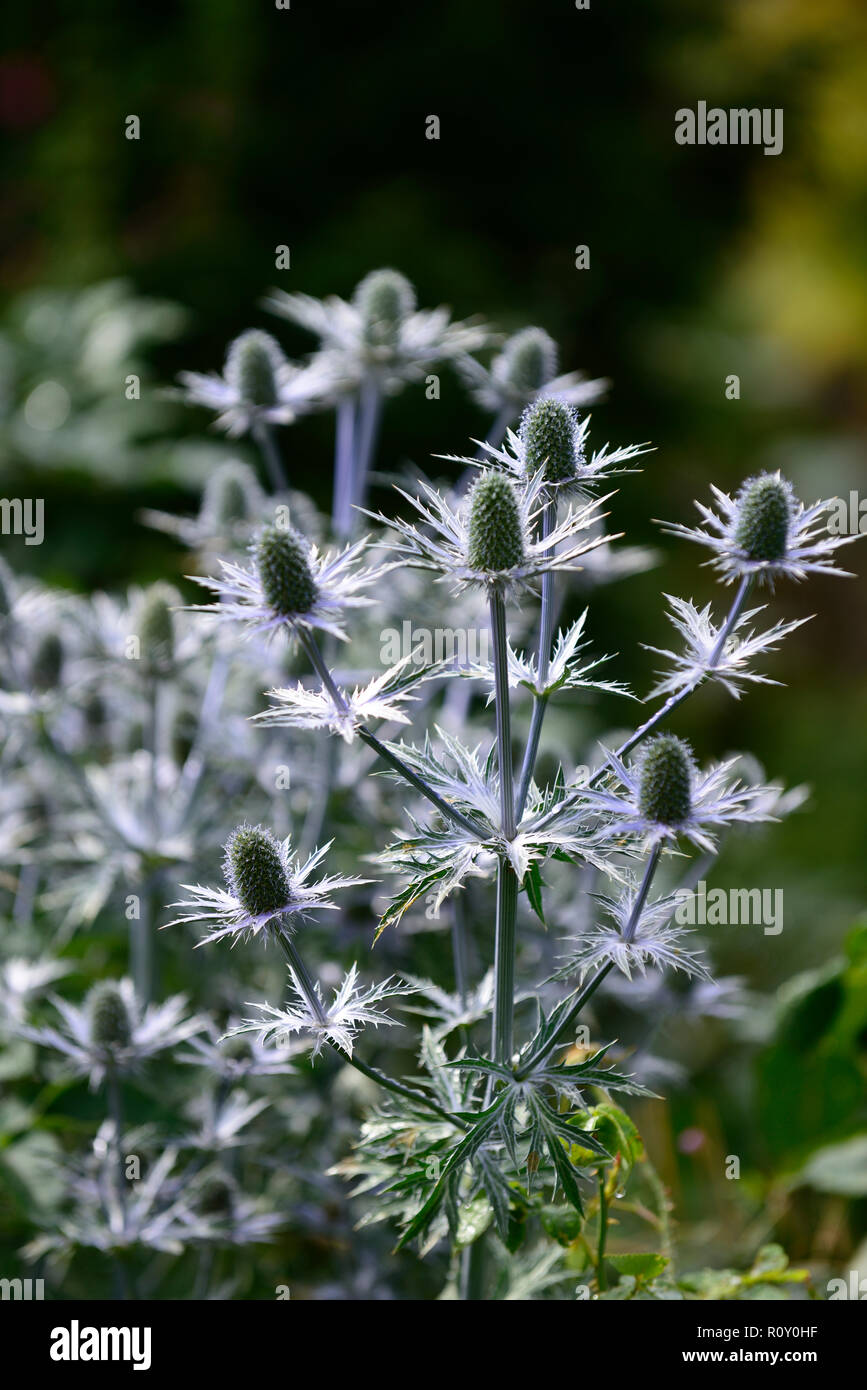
xmin=0 ymin=0 xmax=865 ymax=1289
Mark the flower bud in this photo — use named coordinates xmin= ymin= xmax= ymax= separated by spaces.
xmin=255 ymin=524 xmax=318 ymax=616
xmin=354 ymin=269 xmax=416 ymax=345
xmin=88 ymin=982 xmax=132 ymax=1050
xmin=31 ymin=630 xmax=64 ymax=692
xmin=466 ymin=471 xmax=525 ymax=573
xmin=521 ymin=397 xmax=580 ymax=483
xmin=198 ymin=1173 xmax=236 ymax=1218
xmin=733 ymin=474 xmax=791 ymax=563
xmin=202 ymin=461 xmax=262 ymax=531
xmin=638 ymin=735 xmax=693 ymax=826
xmin=503 ymin=327 xmax=557 ymax=398
xmin=224 ymin=824 xmax=291 ymax=917
xmin=225 ymin=330 xmax=284 ymax=407
xmin=136 ymin=584 xmax=177 ymax=677
xmin=221 ymin=1033 xmax=253 ymax=1063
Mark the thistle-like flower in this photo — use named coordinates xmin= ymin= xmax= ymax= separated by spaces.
xmin=187 ymin=524 xmax=388 ymax=642
xmin=451 ymin=408 xmax=652 ymax=499
xmin=177 ymin=329 xmax=335 ymax=436
xmin=165 ymin=824 xmax=363 ymax=946
xmin=141 ymin=460 xmax=267 ymax=552
xmin=178 ymin=1022 xmax=301 ymax=1078
xmin=574 ymin=734 xmax=773 ymax=852
xmin=644 ymin=594 xmax=811 ymax=699
xmin=458 ymin=326 xmax=608 ymax=416
xmin=190 ymin=1170 xmax=284 ymax=1245
xmin=660 ymin=471 xmax=860 ymax=585
xmin=225 ymin=963 xmax=410 ymax=1058
xmin=265 ymin=268 xmax=489 ymax=392
xmin=24 ymin=1138 xmax=196 ymax=1257
xmin=373 ymin=465 xmax=613 ymax=595
xmin=134 ymin=583 xmax=178 ymax=678
xmin=22 ymin=979 xmax=203 ymax=1089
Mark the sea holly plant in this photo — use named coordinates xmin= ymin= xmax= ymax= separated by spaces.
xmin=163 ymin=351 xmax=857 ymax=1296
xmin=3 ymin=271 xmax=856 ymax=1300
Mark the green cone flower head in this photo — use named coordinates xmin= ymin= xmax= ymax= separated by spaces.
xmin=199 ymin=1173 xmax=236 ymax=1217
xmin=354 ymin=269 xmax=416 ymax=346
xmin=136 ymin=584 xmax=177 ymax=676
xmin=224 ymin=824 xmax=292 ymax=918
xmin=638 ymin=734 xmax=693 ymax=826
xmin=733 ymin=474 xmax=792 ymax=563
xmin=255 ymin=524 xmax=318 ymax=617
xmin=221 ymin=1033 xmax=253 ymax=1063
xmin=88 ymin=981 xmax=132 ymax=1051
xmin=504 ymin=327 xmax=558 ymax=397
xmin=466 ymin=471 xmax=525 ymax=573
xmin=202 ymin=461 xmax=261 ymax=531
xmin=521 ymin=396 xmax=580 ymax=483
xmin=31 ymin=630 xmax=64 ymax=692
xmin=225 ymin=330 xmax=284 ymax=408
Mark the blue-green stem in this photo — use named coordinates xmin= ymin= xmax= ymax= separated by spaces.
xmin=351 ymin=378 xmax=383 ymax=519
xmin=515 ymin=497 xmax=557 ymax=819
xmin=252 ymin=419 xmax=287 ymax=492
xmin=333 ymin=396 xmax=357 ymax=537
xmin=489 ymin=586 xmax=519 ymax=1065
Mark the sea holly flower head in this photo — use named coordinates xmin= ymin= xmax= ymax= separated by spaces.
xmin=265 ymin=267 xmax=489 ymax=392
xmin=466 ymin=471 xmax=526 ymax=572
xmin=203 ymin=461 xmax=265 ymax=531
xmin=135 ymin=583 xmax=178 ymax=677
xmin=22 ymin=978 xmax=203 ymax=1089
xmin=458 ymin=411 xmax=653 ymax=501
xmin=224 ymin=825 xmax=293 ymax=918
xmin=190 ymin=1169 xmax=284 ymax=1245
xmin=637 ymin=734 xmax=693 ymax=828
xmin=574 ymin=736 xmax=774 ymax=852
xmin=186 ymin=525 xmax=386 ymax=642
xmin=177 ymin=328 xmax=335 ymax=437
xmin=458 ymin=325 xmax=608 ymax=416
xmin=520 ymin=396 xmax=584 ymax=486
xmin=354 ymin=268 xmax=417 ymax=347
xmin=372 ymin=463 xmax=613 ymax=595
xmin=734 ymin=474 xmax=791 ymax=563
xmin=165 ymin=825 xmax=364 ymax=946
xmin=226 ymin=329 xmax=282 ymax=408
xmin=660 ymin=470 xmax=860 ymax=585
xmin=255 ymin=524 xmax=319 ymax=617
xmin=88 ymin=980 xmax=132 ymax=1050
xmin=141 ymin=460 xmax=267 ymax=553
